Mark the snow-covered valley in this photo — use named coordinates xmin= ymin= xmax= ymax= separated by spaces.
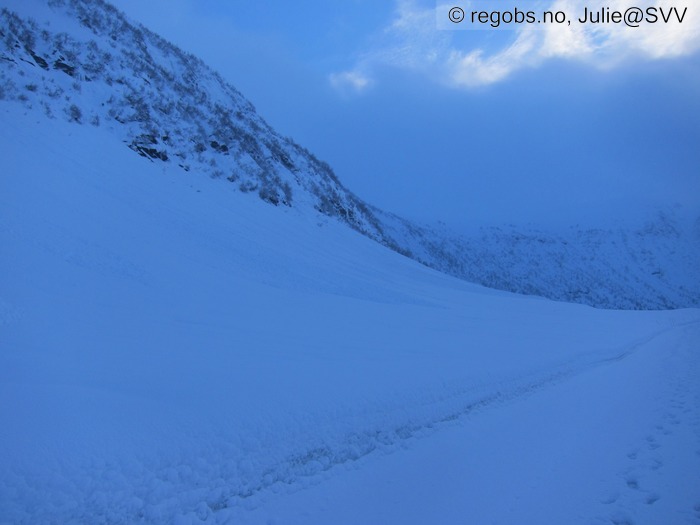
xmin=1 ymin=104 xmax=699 ymax=524
xmin=1 ymin=1 xmax=700 ymax=523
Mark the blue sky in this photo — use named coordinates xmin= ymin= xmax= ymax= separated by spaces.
xmin=108 ymin=0 xmax=700 ymax=229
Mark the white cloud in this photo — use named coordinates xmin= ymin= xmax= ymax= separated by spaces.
xmin=447 ymin=29 xmax=540 ymax=87
xmin=540 ymin=0 xmax=700 ymax=63
xmin=329 ymin=70 xmax=373 ymax=93
xmin=330 ymin=0 xmax=700 ymax=91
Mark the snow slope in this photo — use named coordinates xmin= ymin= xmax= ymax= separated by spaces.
xmin=2 ymin=104 xmax=699 ymax=524
xmin=1 ymin=0 xmax=698 ymax=310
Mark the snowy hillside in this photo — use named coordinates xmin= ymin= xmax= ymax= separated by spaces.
xmin=0 ymin=0 xmax=391 ymax=241
xmin=382 ymin=214 xmax=700 ymax=310
xmin=1 ymin=0 xmax=698 ymax=309
xmin=2 ymin=90 xmax=700 ymax=524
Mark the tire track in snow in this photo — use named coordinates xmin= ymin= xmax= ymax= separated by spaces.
xmin=210 ymin=321 xmax=700 ymax=514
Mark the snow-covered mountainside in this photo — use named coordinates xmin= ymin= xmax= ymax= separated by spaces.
xmin=0 ymin=0 xmax=391 ymax=241
xmin=1 ymin=0 xmax=698 ymax=309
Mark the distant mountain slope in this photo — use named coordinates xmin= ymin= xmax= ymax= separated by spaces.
xmin=1 ymin=0 xmax=698 ymax=309
xmin=380 ymin=212 xmax=700 ymax=310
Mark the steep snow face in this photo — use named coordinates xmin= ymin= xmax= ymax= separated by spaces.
xmin=0 ymin=0 xmax=386 ymax=238
xmin=0 ymin=0 xmax=698 ymax=310
xmin=2 ymin=103 xmax=700 ymax=525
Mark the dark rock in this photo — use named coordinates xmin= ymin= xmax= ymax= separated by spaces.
xmin=28 ymin=49 xmax=48 ymax=70
xmin=128 ymin=139 xmax=168 ymax=162
xmin=54 ymin=59 xmax=76 ymax=77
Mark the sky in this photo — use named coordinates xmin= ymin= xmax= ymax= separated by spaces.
xmin=106 ymin=0 xmax=700 ymax=230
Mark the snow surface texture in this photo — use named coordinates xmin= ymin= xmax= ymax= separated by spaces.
xmin=2 ymin=102 xmax=700 ymax=523
xmin=1 ymin=0 xmax=698 ymax=310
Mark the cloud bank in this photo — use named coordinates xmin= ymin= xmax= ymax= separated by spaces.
xmin=331 ymin=0 xmax=700 ymax=91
